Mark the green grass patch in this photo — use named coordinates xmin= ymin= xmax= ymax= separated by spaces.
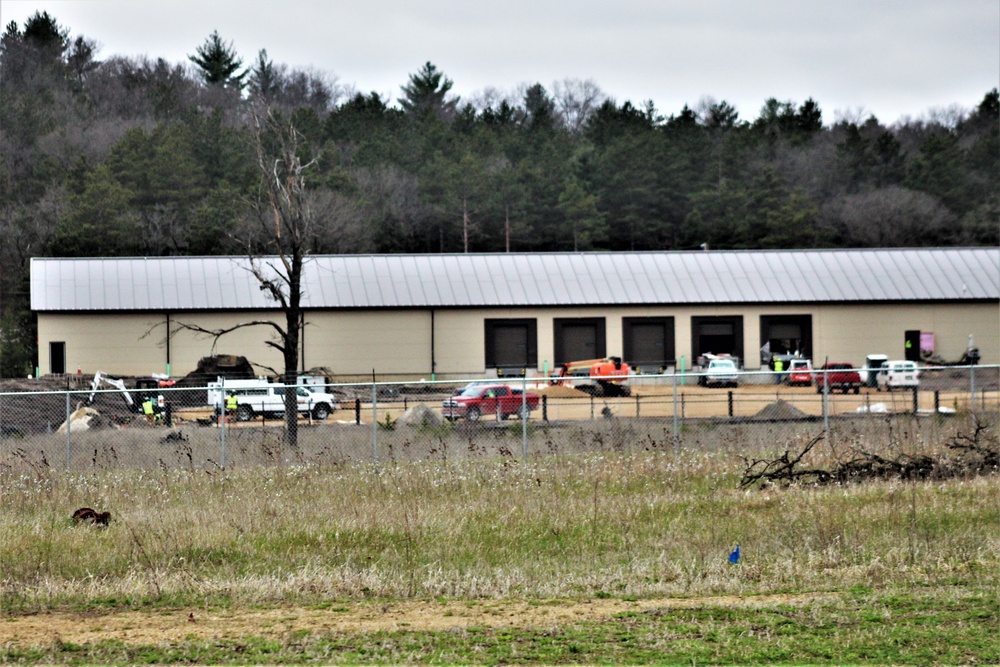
xmin=3 ymin=589 xmax=996 ymax=665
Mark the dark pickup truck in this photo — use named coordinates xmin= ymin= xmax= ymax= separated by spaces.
xmin=442 ymin=384 xmax=540 ymax=421
xmin=815 ymin=362 xmax=862 ymax=394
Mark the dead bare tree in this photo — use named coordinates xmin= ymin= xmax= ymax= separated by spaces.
xmin=165 ymin=102 xmax=326 ymax=448
xmin=245 ymin=102 xmax=317 ymax=447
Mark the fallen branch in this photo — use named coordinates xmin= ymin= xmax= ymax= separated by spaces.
xmin=741 ymin=419 xmax=998 ymax=488
xmin=740 ymin=433 xmax=828 ymax=487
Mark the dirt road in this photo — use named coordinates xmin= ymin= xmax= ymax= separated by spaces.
xmin=1 ymin=593 xmax=835 ymax=647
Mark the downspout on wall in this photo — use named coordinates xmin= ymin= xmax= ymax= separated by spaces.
xmin=165 ymin=312 xmax=171 ymax=376
xmin=300 ymin=312 xmax=306 ymax=374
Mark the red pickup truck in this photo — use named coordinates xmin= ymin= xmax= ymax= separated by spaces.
xmin=815 ymin=362 xmax=862 ymax=394
xmin=442 ymin=384 xmax=540 ymax=421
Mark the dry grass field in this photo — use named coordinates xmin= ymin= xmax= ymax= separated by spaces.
xmin=1 ymin=411 xmax=998 ymax=664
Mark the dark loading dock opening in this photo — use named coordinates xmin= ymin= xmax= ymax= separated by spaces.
xmin=691 ymin=316 xmax=743 ymax=361
xmin=760 ymin=315 xmax=812 ymax=358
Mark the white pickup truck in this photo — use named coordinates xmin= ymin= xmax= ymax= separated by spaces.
xmin=208 ymin=378 xmax=337 ymax=421
xmin=699 ymin=358 xmax=739 ymax=388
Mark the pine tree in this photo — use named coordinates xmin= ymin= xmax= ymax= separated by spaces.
xmin=188 ymin=31 xmax=246 ymax=88
xmin=247 ymin=49 xmax=282 ymax=101
xmin=399 ymin=62 xmax=458 ymax=120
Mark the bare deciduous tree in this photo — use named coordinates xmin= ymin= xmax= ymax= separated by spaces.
xmin=170 ymin=102 xmax=328 ymax=447
xmin=551 ymin=78 xmax=605 ymax=133
xmin=822 ymin=186 xmax=954 ymax=246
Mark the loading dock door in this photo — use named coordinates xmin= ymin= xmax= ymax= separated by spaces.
xmin=485 ymin=319 xmax=537 ymax=369
xmin=554 ymin=318 xmax=606 ymax=365
xmin=623 ymin=317 xmax=675 ymax=372
xmin=691 ymin=316 xmax=743 ymax=361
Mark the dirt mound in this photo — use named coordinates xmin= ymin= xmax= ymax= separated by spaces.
xmin=56 ymin=406 xmax=126 ymax=433
xmin=397 ymin=403 xmax=443 ymax=426
xmin=173 ymin=355 xmax=257 ymax=387
xmin=751 ymin=399 xmax=811 ymax=421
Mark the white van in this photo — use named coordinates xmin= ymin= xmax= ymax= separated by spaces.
xmin=876 ymin=360 xmax=920 ymax=391
xmin=208 ymin=378 xmax=338 ymax=421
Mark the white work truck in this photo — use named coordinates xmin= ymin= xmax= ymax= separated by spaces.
xmin=208 ymin=378 xmax=337 ymax=421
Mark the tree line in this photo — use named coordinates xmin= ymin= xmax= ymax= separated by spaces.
xmin=1 ymin=11 xmax=997 ymax=376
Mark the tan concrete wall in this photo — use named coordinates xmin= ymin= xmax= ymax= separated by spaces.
xmin=38 ymin=314 xmax=164 ymax=377
xmin=810 ymin=303 xmax=998 ymax=365
xmin=427 ymin=303 xmax=998 ymax=374
xmin=667 ymin=303 xmax=997 ymax=370
xmin=672 ymin=302 xmax=996 ymax=370
xmin=37 ymin=312 xmax=286 ymax=378
xmin=305 ymin=311 xmax=432 ymax=377
xmin=36 ymin=301 xmax=998 ymax=380
xmin=165 ymin=312 xmax=287 ymax=377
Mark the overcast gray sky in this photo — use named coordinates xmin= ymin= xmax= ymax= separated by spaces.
xmin=4 ymin=0 xmax=998 ymax=125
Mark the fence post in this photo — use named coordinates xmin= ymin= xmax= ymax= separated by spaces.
xmin=672 ymin=371 xmax=679 ymax=453
xmin=354 ymin=398 xmax=361 ymax=425
xmin=727 ymin=391 xmax=734 ymax=418
xmin=590 ymin=394 xmax=595 ymax=420
xmin=635 ymin=394 xmax=640 ymax=418
xmin=934 ymin=390 xmax=940 ymax=414
xmin=912 ymin=386 xmax=918 ymax=415
xmin=822 ymin=369 xmax=830 ymax=437
xmin=970 ymin=365 xmax=976 ymax=409
xmin=65 ymin=390 xmax=71 ymax=468
xmin=542 ymin=395 xmax=548 ymax=422
xmin=521 ymin=373 xmax=528 ymax=461
xmin=371 ymin=381 xmax=378 ymax=475
xmin=220 ymin=377 xmax=226 ymax=469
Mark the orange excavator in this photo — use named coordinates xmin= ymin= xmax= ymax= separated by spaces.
xmin=553 ymin=356 xmax=631 ymax=396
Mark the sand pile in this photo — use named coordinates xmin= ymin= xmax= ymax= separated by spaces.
xmin=536 ymin=384 xmax=590 ymax=398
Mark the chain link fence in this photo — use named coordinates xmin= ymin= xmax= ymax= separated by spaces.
xmin=1 ymin=365 xmax=997 ymax=473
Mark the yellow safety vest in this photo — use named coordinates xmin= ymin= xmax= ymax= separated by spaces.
xmin=226 ymin=395 xmax=238 ymax=410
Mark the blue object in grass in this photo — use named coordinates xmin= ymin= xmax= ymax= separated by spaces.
xmin=728 ymin=544 xmax=741 ymax=564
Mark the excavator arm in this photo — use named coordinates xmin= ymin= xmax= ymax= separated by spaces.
xmin=88 ymin=371 xmax=136 ymax=409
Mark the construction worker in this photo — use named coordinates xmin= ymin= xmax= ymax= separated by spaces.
xmin=141 ymin=396 xmax=155 ymax=423
xmin=225 ymin=391 xmax=238 ymax=420
xmin=774 ymin=357 xmax=784 ymax=384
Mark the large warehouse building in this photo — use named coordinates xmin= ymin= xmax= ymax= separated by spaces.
xmin=30 ymin=248 xmax=1000 ymax=380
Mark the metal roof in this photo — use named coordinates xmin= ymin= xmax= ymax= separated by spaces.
xmin=30 ymin=248 xmax=1000 ymax=312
